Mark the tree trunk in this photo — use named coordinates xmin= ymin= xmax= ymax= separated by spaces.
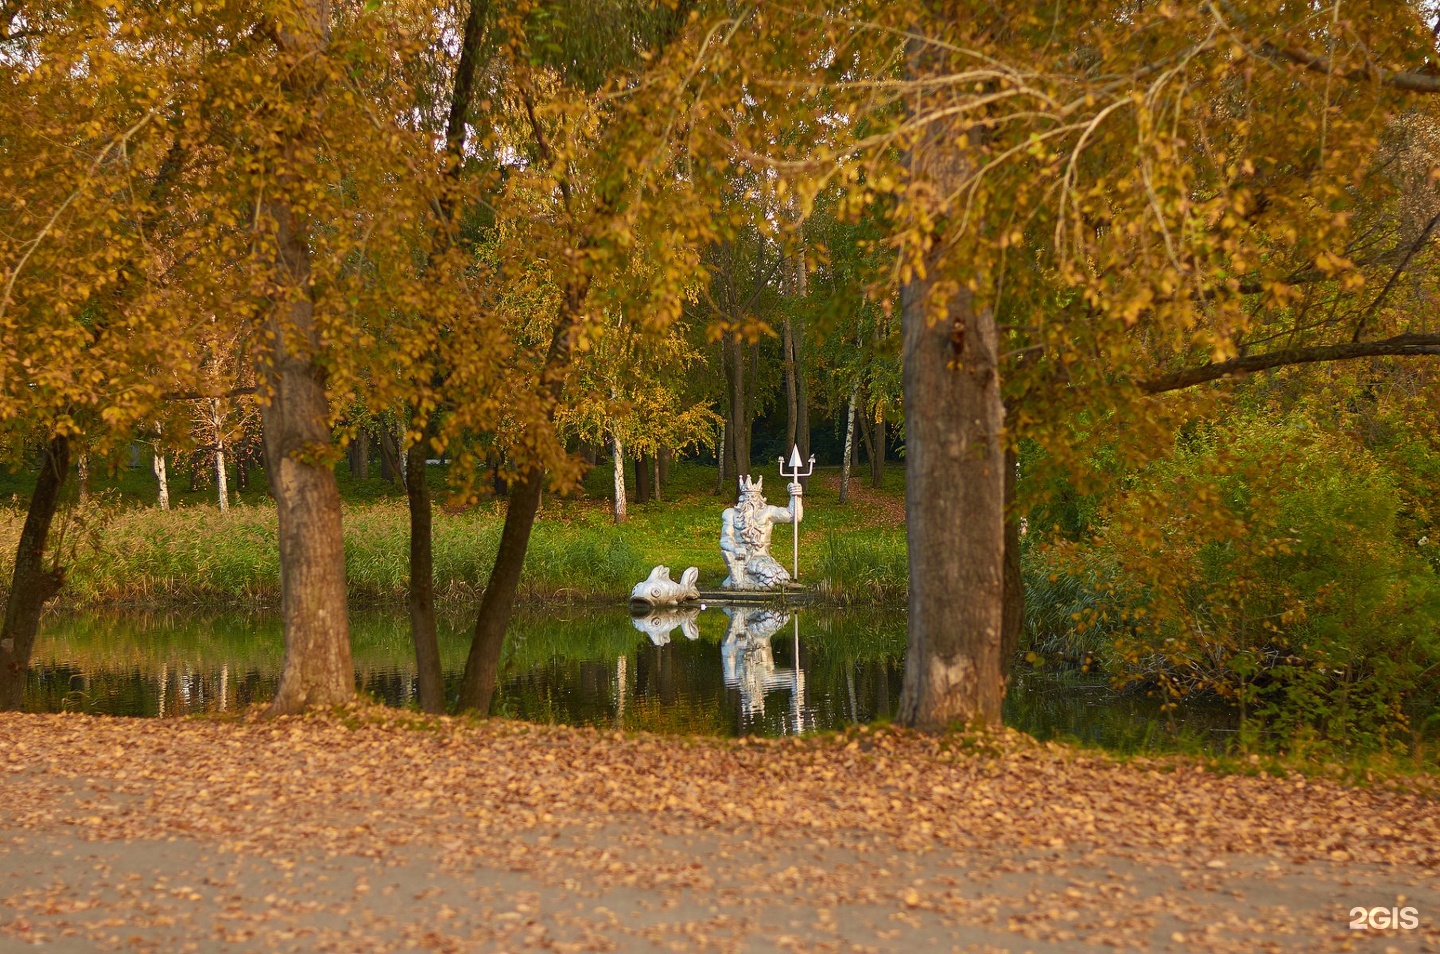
xmin=896 ymin=34 xmax=1008 ymax=729
xmin=839 ymin=384 xmax=858 ymax=504
xmin=783 ymin=316 xmax=799 ymax=452
xmin=635 ymin=450 xmax=653 ymax=503
xmin=795 ymin=326 xmax=811 ymax=488
xmin=869 ymin=410 xmax=886 ymax=488
xmin=0 ymin=435 xmax=70 ymax=710
xmin=349 ymin=433 xmax=369 ymax=479
xmin=658 ymin=446 xmax=670 ymax=494
xmin=215 ymin=444 xmax=229 ymax=513
xmin=725 ymin=339 xmax=753 ymax=477
xmin=153 ymin=449 xmax=171 ymax=510
xmin=1001 ymin=446 xmax=1023 ymax=681
xmin=490 ymin=452 xmax=507 ymax=498
xmin=456 ymin=469 xmax=544 ymax=712
xmin=611 ymin=436 xmax=627 ymax=524
xmin=234 ymin=435 xmax=253 ymax=493
xmin=76 ymin=453 xmax=89 ymax=505
xmin=406 ymin=439 xmax=443 ymax=713
xmin=897 ymin=270 xmax=1006 ymax=729
xmin=859 ymin=401 xmax=876 ymax=470
xmin=379 ymin=427 xmax=400 ymax=484
xmin=259 ymin=4 xmax=354 ymax=714
xmin=715 ymin=419 xmax=730 ymax=495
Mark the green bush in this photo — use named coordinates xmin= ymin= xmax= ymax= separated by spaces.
xmin=1050 ymin=419 xmax=1440 ymax=752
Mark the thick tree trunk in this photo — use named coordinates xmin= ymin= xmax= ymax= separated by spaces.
xmin=153 ymin=449 xmax=170 ymax=510
xmin=259 ymin=3 xmax=354 ymax=714
xmin=897 ymin=275 xmax=1006 ymax=729
xmin=405 ymin=440 xmax=443 ymax=713
xmin=658 ymin=446 xmax=670 ymax=493
xmin=611 ymin=436 xmax=627 ymax=523
xmin=839 ymin=384 xmax=858 ymax=504
xmin=1001 ymin=446 xmax=1023 ymax=681
xmin=456 ymin=469 xmax=544 ymax=712
xmin=0 ymin=435 xmax=70 ymax=710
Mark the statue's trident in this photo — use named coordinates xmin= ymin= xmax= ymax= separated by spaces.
xmin=778 ymin=444 xmax=816 ymax=582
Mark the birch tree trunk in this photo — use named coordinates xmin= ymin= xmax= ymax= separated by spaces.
xmin=215 ymin=446 xmax=229 ymax=513
xmin=153 ymin=448 xmax=170 ymax=510
xmin=611 ymin=435 xmax=627 ymax=524
xmin=839 ymin=384 xmax=858 ymax=504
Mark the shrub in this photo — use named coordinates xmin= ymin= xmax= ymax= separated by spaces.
xmin=1047 ymin=418 xmax=1440 ymax=752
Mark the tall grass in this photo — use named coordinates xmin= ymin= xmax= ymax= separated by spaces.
xmin=0 ymin=463 xmax=920 ymax=606
xmin=0 ymin=501 xmax=650 ymax=606
xmin=812 ymin=531 xmax=908 ymax=603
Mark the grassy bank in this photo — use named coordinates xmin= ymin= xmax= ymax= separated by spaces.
xmin=0 ymin=462 xmax=909 ymax=607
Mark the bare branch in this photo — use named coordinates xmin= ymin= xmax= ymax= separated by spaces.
xmin=1139 ymin=333 xmax=1440 ymax=394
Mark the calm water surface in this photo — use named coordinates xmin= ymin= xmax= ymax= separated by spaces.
xmin=26 ymin=605 xmax=1232 ymax=746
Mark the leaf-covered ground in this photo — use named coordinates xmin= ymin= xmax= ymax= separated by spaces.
xmin=1 ymin=710 xmax=1436 ymax=952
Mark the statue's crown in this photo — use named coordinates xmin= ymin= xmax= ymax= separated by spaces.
xmin=738 ymin=474 xmax=763 ymax=496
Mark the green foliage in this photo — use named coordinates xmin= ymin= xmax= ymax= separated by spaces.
xmin=1045 ymin=416 xmax=1440 ymax=753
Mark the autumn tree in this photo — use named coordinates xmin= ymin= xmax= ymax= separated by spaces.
xmin=557 ymin=305 xmax=720 ymax=521
xmin=0 ymin=0 xmax=211 ymax=707
xmin=448 ymin=2 xmax=713 ymax=713
xmin=669 ymin=0 xmax=1440 ymax=727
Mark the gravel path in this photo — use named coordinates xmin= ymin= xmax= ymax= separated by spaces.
xmin=1 ymin=710 xmax=1436 ymax=953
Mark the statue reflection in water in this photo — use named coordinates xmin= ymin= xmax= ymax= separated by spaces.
xmin=630 ymin=606 xmax=701 ymax=646
xmin=720 ymin=607 xmax=811 ymax=734
xmin=629 ymin=605 xmax=814 ymax=734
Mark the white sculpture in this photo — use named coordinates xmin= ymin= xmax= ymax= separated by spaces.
xmin=631 ymin=606 xmax=702 ymax=646
xmin=720 ymin=476 xmax=803 ymax=590
xmin=629 ymin=565 xmax=700 ymax=606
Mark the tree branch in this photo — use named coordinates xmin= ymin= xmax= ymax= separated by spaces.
xmin=1139 ymin=333 xmax=1440 ymax=394
xmin=1352 ymin=207 xmax=1440 ymax=341
xmin=1261 ymin=40 xmax=1440 ymax=94
xmin=161 ymin=386 xmax=257 ymax=401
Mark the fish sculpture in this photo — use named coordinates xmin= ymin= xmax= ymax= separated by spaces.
xmin=628 ymin=565 xmax=700 ymax=606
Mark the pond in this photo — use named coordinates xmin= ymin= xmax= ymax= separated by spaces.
xmin=25 ymin=605 xmax=1235 ymax=747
